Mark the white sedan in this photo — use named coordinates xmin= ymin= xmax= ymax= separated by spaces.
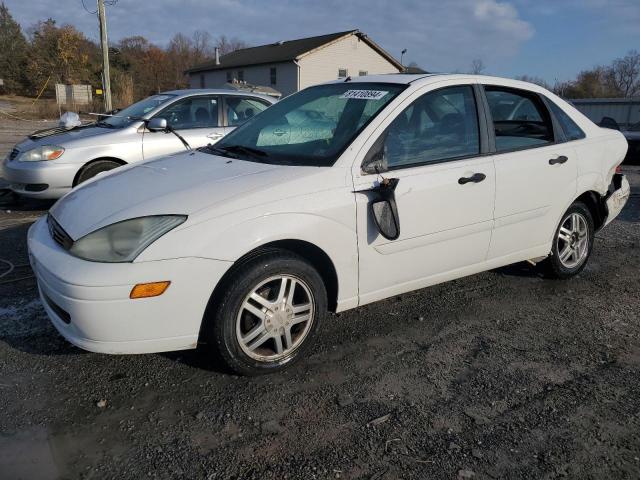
xmin=28 ymin=74 xmax=630 ymax=375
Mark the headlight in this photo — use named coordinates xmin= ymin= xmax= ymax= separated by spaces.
xmin=70 ymin=215 xmax=187 ymax=262
xmin=19 ymin=145 xmax=65 ymax=162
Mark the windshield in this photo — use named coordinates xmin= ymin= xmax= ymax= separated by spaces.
xmin=100 ymin=94 xmax=176 ymax=128
xmin=209 ymin=83 xmax=406 ymax=166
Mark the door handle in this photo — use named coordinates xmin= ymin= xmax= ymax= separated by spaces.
xmin=549 ymin=155 xmax=568 ymax=165
xmin=458 ymin=173 xmax=486 ymax=185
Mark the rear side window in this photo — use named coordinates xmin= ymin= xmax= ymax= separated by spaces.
xmin=226 ymin=97 xmax=270 ymax=126
xmin=546 ymin=99 xmax=586 ymax=141
xmin=485 ymin=87 xmax=554 ymax=152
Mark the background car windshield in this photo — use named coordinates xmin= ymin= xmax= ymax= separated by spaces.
xmin=213 ymin=83 xmax=405 ymax=166
xmin=102 ymin=94 xmax=176 ymax=128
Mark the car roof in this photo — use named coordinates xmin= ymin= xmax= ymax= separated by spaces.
xmin=160 ymin=88 xmax=277 ymax=103
xmin=322 ymin=73 xmax=552 ymax=94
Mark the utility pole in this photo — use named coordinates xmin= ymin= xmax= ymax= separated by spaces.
xmin=97 ymin=0 xmax=112 ymax=111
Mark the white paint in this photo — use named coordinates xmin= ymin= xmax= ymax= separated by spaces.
xmin=27 ymin=74 xmax=630 ymax=355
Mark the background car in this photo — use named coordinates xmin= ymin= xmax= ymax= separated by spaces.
xmin=598 ymin=117 xmax=640 ymax=164
xmin=1 ymin=89 xmax=276 ymax=199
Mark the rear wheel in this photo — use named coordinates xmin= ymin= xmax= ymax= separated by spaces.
xmin=204 ymin=250 xmax=327 ymax=376
xmin=75 ymin=159 xmax=122 ymax=185
xmin=542 ymin=202 xmax=594 ymax=279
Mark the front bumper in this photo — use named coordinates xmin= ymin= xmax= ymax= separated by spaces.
xmin=603 ymin=173 xmax=630 ymax=227
xmin=27 ymin=217 xmax=232 ymax=354
xmin=1 ymin=156 xmax=78 ymax=199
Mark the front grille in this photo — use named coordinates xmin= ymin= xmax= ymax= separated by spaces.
xmin=8 ymin=148 xmax=19 ymax=161
xmin=47 ymin=214 xmax=74 ymax=251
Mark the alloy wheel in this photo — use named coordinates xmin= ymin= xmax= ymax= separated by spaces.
xmin=556 ymin=212 xmax=589 ymax=269
xmin=235 ymin=275 xmax=314 ymax=362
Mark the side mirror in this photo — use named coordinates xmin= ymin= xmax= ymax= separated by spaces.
xmin=147 ymin=117 xmax=168 ymax=132
xmin=370 ymin=178 xmax=400 ymax=240
xmin=362 ymin=131 xmax=388 ymax=174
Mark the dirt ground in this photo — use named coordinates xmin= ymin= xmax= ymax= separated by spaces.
xmin=1 ymin=119 xmax=639 ymax=479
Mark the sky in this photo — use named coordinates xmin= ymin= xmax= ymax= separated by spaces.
xmin=4 ymin=0 xmax=640 ymax=83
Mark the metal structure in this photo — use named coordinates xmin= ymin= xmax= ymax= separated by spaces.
xmin=571 ymin=97 xmax=640 ymax=129
xmin=55 ymin=84 xmax=93 ymax=107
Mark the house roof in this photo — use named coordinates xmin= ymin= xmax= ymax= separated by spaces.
xmin=186 ymin=30 xmax=403 ymax=73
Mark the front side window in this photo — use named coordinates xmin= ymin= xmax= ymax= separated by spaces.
xmin=485 ymin=87 xmax=554 ymax=151
xmin=100 ymin=94 xmax=176 ymax=128
xmin=369 ymin=85 xmax=480 ymax=170
xmin=211 ymin=83 xmax=406 ymax=166
xmin=226 ymin=97 xmax=270 ymax=126
xmin=546 ymin=99 xmax=586 ymax=141
xmin=157 ymin=96 xmax=218 ymax=129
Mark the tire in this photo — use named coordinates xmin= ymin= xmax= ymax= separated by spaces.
xmin=75 ymin=160 xmax=122 ymax=186
xmin=204 ymin=249 xmax=327 ymax=376
xmin=541 ymin=202 xmax=594 ymax=279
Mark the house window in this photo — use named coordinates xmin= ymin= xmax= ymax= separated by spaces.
xmin=270 ymin=67 xmax=277 ymax=85
xmin=338 ymin=68 xmax=348 ymax=78
xmin=359 ymin=70 xmax=368 ymax=77
xmin=226 ymin=71 xmax=232 ymax=83
xmin=237 ymin=70 xmax=244 ymax=82
xmin=199 ymin=74 xmax=205 ymax=88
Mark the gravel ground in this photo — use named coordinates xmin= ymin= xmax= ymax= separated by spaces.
xmin=0 ymin=131 xmax=639 ymax=478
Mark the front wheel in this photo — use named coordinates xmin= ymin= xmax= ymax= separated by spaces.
xmin=204 ymin=250 xmax=327 ymax=376
xmin=541 ymin=202 xmax=594 ymax=279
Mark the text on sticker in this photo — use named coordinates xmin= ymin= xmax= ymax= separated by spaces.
xmin=340 ymin=90 xmax=388 ymax=100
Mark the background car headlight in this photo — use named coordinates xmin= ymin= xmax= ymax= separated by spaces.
xmin=69 ymin=215 xmax=187 ymax=262
xmin=19 ymin=145 xmax=65 ymax=161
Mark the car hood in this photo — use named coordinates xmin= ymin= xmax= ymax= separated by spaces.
xmin=50 ymin=150 xmax=320 ymax=239
xmin=16 ymin=124 xmax=117 ymax=151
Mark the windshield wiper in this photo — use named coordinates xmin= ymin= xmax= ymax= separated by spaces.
xmin=220 ymin=145 xmax=269 ymax=158
xmin=199 ymin=145 xmax=239 ymax=158
xmin=95 ymin=121 xmax=115 ymax=128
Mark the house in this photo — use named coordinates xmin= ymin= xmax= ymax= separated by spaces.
xmin=185 ymin=30 xmax=404 ymax=97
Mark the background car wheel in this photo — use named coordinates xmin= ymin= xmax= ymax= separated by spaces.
xmin=541 ymin=201 xmax=594 ymax=279
xmin=205 ymin=249 xmax=327 ymax=376
xmin=75 ymin=160 xmax=122 ymax=185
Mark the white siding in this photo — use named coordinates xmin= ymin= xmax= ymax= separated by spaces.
xmin=298 ymin=35 xmax=401 ymax=90
xmin=189 ymin=61 xmax=299 ymax=96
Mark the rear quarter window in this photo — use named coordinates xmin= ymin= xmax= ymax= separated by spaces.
xmin=546 ymin=99 xmax=586 ymax=141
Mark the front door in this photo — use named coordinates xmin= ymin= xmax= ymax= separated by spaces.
xmin=352 ymin=84 xmax=496 ymax=305
xmin=482 ymin=85 xmax=578 ymax=260
xmin=142 ymin=95 xmax=224 ymax=160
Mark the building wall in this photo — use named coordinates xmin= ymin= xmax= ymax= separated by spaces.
xmin=189 ymin=61 xmax=299 ymax=96
xmin=571 ymin=98 xmax=640 ymax=129
xmin=298 ymin=35 xmax=401 ymax=90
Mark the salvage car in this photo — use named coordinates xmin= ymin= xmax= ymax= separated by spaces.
xmin=2 ymin=89 xmax=275 ymax=199
xmin=28 ymin=74 xmax=630 ymax=375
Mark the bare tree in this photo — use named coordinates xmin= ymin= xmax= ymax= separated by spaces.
xmin=216 ymin=35 xmax=248 ymax=55
xmin=607 ymin=50 xmax=640 ymax=97
xmin=470 ymin=58 xmax=485 ymax=75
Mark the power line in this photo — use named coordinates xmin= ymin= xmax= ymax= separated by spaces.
xmin=81 ymin=0 xmax=97 ymax=14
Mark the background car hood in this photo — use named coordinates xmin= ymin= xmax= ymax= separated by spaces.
xmin=50 ymin=151 xmax=318 ymax=239
xmin=16 ymin=124 xmax=119 ymax=151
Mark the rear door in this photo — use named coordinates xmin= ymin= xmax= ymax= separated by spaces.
xmin=352 ymin=83 xmax=496 ymax=305
xmin=142 ymin=95 xmax=223 ymax=160
xmin=482 ymin=85 xmax=578 ymax=260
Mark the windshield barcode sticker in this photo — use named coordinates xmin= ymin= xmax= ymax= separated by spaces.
xmin=340 ymin=90 xmax=388 ymax=100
